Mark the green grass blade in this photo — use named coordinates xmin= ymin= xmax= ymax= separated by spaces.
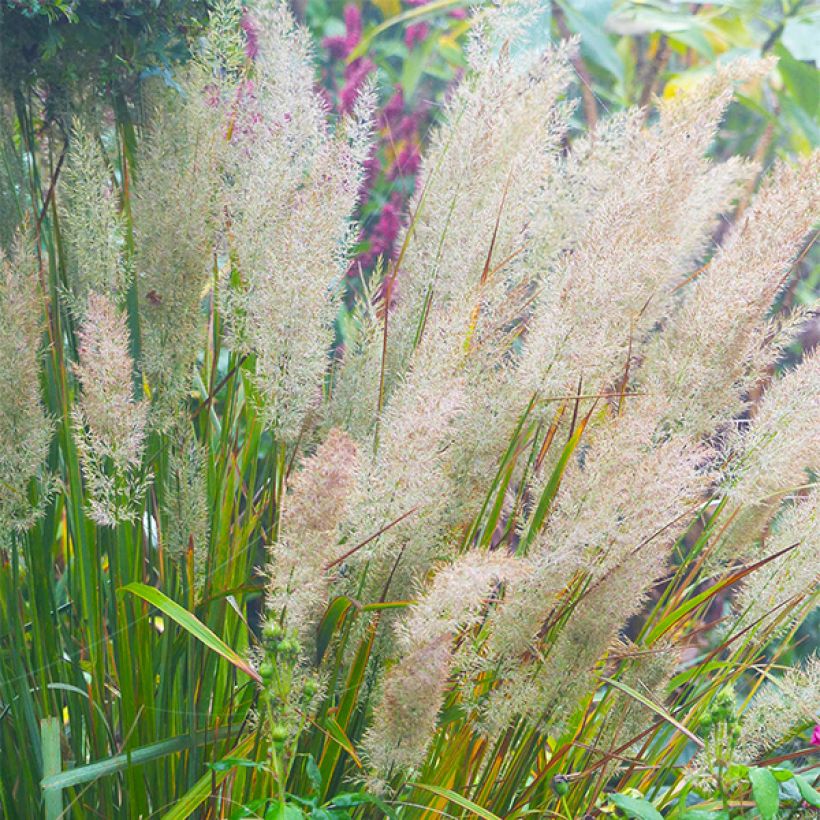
xmin=42 ymin=726 xmax=238 ymax=792
xmin=411 ymin=781 xmax=503 ymax=819
xmin=118 ymin=582 xmax=262 ymax=683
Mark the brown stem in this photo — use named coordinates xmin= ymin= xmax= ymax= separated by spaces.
xmin=553 ymin=2 xmax=598 ymax=131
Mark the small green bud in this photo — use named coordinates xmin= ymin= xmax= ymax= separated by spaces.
xmin=262 ymin=621 xmax=283 ymax=642
xmin=259 ymin=661 xmax=275 ymax=683
xmin=552 ymin=775 xmax=570 ymax=796
xmin=278 ymin=638 xmax=298 ymax=656
xmin=271 ymin=723 xmax=288 ymax=743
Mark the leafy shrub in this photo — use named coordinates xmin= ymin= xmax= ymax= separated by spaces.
xmin=0 ymin=0 xmax=818 ymax=817
xmin=0 ymin=0 xmax=211 ymax=123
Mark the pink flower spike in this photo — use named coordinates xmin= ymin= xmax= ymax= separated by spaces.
xmin=405 ymin=22 xmax=429 ymax=49
xmin=240 ymin=11 xmax=260 ymax=59
xmin=323 ymin=34 xmax=350 ymax=59
xmin=323 ymin=3 xmax=364 ymax=59
xmin=811 ymin=725 xmax=820 ymax=746
xmin=343 ymin=3 xmax=363 ymax=42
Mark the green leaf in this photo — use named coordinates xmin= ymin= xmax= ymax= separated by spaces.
xmin=323 ymin=715 xmax=362 ymax=768
xmin=264 ymin=802 xmax=306 ymax=820
xmin=41 ymin=717 xmax=62 ymax=820
xmin=310 ymin=810 xmax=344 ymax=820
xmin=776 ymin=44 xmax=819 ymax=117
xmin=521 ymin=417 xmax=588 ymax=552
xmin=207 ymin=756 xmax=266 ymax=773
xmin=680 ymin=811 xmax=729 ymax=819
xmin=410 ymin=782 xmax=502 ymax=820
xmin=769 ymin=767 xmax=795 ymax=783
xmin=316 ymin=596 xmax=356 ymax=665
xmin=600 ymin=677 xmax=704 ymax=748
xmin=782 ymin=8 xmax=820 ymax=65
xmin=794 ymin=774 xmax=820 ymax=807
xmin=118 ymin=582 xmax=261 ymax=682
xmin=163 ymin=734 xmax=255 ymax=819
xmin=556 ymin=0 xmax=624 ymax=81
xmin=609 ymin=793 xmax=664 ymax=820
xmin=44 ymin=725 xmax=237 ymax=792
xmin=305 ymin=753 xmax=323 ymax=795
xmin=749 ymin=767 xmax=780 ymax=820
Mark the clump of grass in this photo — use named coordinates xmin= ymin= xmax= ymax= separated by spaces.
xmin=0 ymin=0 xmax=818 ymax=817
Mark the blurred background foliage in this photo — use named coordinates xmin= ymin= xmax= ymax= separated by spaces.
xmin=0 ymin=0 xmax=211 ymax=129
xmin=5 ymin=0 xmax=814 ymax=290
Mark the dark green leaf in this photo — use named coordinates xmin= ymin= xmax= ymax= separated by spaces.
xmin=609 ymin=793 xmax=664 ymax=820
xmin=749 ymin=767 xmax=780 ymax=820
xmin=794 ymin=774 xmax=820 ymax=808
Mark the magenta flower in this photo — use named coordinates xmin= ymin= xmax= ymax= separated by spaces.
xmin=405 ymin=22 xmax=430 ymax=49
xmin=240 ymin=10 xmax=260 ymax=59
xmin=812 ymin=724 xmax=820 ymax=746
xmin=323 ymin=3 xmax=363 ymax=59
xmin=382 ymin=88 xmax=405 ymax=124
xmin=339 ymin=57 xmax=375 ymax=114
xmin=390 ymin=143 xmax=421 ymax=178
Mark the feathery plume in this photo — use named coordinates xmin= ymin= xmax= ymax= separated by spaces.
xmin=519 ymin=63 xmax=766 ymax=403
xmin=644 ymin=150 xmax=820 ymax=438
xmin=737 ymin=656 xmax=820 ymax=762
xmin=338 ymin=326 xmax=467 ymax=603
xmin=60 ymin=122 xmax=129 ymax=308
xmin=73 ymin=292 xmax=148 ymax=526
xmin=267 ymin=429 xmax=360 ymax=640
xmin=731 ymin=491 xmax=819 ymax=637
xmin=483 ymin=552 xmax=663 ymax=734
xmin=132 ymin=66 xmax=225 ymax=428
xmin=164 ymin=424 xmax=210 ymax=588
xmin=0 ymin=237 xmax=52 ymax=530
xmin=717 ymin=348 xmax=820 ymax=561
xmin=221 ymin=2 xmax=372 ymax=441
xmin=364 ymin=551 xmax=528 ymax=775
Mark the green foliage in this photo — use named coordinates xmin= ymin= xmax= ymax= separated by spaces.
xmin=0 ymin=0 xmax=211 ymax=123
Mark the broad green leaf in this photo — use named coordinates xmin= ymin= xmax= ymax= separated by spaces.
xmin=776 ymin=44 xmax=820 ymax=116
xmin=749 ymin=767 xmax=780 ymax=820
xmin=769 ymin=767 xmax=795 ymax=783
xmin=208 ymin=756 xmax=267 ymax=773
xmin=681 ymin=811 xmax=730 ymax=819
xmin=794 ymin=774 xmax=820 ymax=807
xmin=119 ymin=582 xmax=261 ymax=682
xmin=609 ymin=793 xmax=664 ymax=820
xmin=782 ymin=8 xmax=820 ymax=65
xmin=557 ymin=0 xmax=624 ymax=81
xmin=41 ymin=717 xmax=62 ymax=820
xmin=327 ymin=791 xmax=395 ymax=816
xmin=264 ymin=802 xmax=306 ymax=820
xmin=306 ymin=753 xmax=323 ymax=794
